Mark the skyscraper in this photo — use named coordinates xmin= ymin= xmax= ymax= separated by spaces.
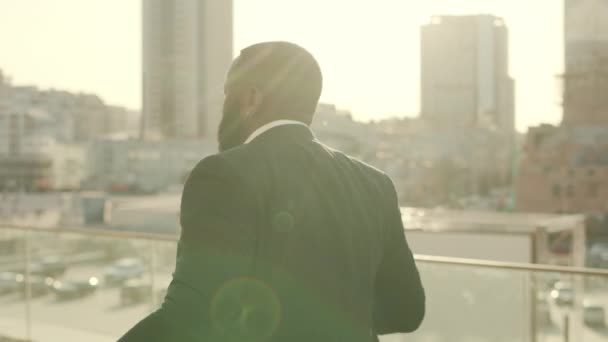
xmin=515 ymin=1 xmax=608 ymax=213
xmin=562 ymin=0 xmax=608 ymax=126
xmin=142 ymin=0 xmax=233 ymax=141
xmin=420 ymin=15 xmax=514 ymax=134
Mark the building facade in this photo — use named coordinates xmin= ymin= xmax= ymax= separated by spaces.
xmin=311 ymin=103 xmax=370 ymax=157
xmin=562 ymin=0 xmax=608 ymax=126
xmin=0 ymin=111 xmax=85 ymax=191
xmin=516 ymin=125 xmax=608 ymax=213
xmin=516 ymin=0 xmax=608 ymax=214
xmin=0 ymin=71 xmax=130 ymax=143
xmin=142 ymin=0 xmax=233 ymax=141
xmin=421 ymin=15 xmax=515 ymax=135
xmin=86 ymin=137 xmax=215 ymax=193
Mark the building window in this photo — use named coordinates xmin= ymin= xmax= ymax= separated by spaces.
xmin=552 ymin=184 xmax=561 ymax=197
xmin=566 ymin=184 xmax=575 ymax=197
xmin=588 ymin=183 xmax=599 ymax=198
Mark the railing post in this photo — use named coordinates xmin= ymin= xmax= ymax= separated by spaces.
xmin=530 ymin=272 xmax=537 ymax=342
xmin=563 ymin=314 xmax=569 ymax=342
xmin=150 ymin=241 xmax=157 ymax=309
xmin=23 ymin=229 xmax=32 ymax=341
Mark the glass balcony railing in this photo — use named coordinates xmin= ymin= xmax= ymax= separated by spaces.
xmin=0 ymin=226 xmax=177 ymax=342
xmin=1 ymin=225 xmax=607 ymax=342
xmin=411 ymin=256 xmax=608 ymax=342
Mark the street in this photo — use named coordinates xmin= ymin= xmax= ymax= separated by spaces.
xmin=0 ymin=261 xmax=606 ymax=341
xmin=0 ymin=263 xmax=171 ymax=341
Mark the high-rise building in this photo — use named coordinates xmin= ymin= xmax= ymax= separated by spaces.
xmin=142 ymin=0 xmax=233 ymax=140
xmin=515 ymin=1 xmax=608 ymax=214
xmin=562 ymin=0 xmax=608 ymax=125
xmin=420 ymin=15 xmax=515 ymax=134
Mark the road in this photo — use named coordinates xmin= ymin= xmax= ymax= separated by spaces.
xmin=1 ymin=263 xmax=607 ymax=341
xmin=1 ymin=196 xmax=608 ymax=342
xmin=0 ymin=264 xmax=171 ymax=341
xmin=536 ymin=290 xmax=608 ymax=342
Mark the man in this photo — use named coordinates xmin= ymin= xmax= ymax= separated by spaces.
xmin=120 ymin=41 xmax=424 ymax=342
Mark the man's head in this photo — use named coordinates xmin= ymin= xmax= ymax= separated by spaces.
xmin=218 ymin=42 xmax=323 ymax=151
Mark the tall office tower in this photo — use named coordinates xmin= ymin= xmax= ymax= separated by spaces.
xmin=421 ymin=15 xmax=515 ymax=134
xmin=563 ymin=0 xmax=608 ymax=126
xmin=142 ymin=0 xmax=233 ymax=140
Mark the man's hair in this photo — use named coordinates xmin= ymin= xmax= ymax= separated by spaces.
xmin=232 ymin=41 xmax=323 ymax=124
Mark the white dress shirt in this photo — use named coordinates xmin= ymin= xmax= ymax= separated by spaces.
xmin=244 ymin=120 xmax=308 ymax=144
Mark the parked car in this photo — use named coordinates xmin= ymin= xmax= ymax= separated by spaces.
xmin=584 ymin=301 xmax=606 ymax=327
xmin=104 ymin=258 xmax=145 ymax=286
xmin=587 ymin=243 xmax=608 ymax=268
xmin=30 ymin=256 xmax=67 ymax=278
xmin=536 ymin=291 xmax=552 ymax=326
xmin=550 ymin=281 xmax=574 ymax=306
xmin=0 ymin=272 xmax=20 ymax=294
xmin=52 ymin=277 xmax=99 ymax=300
xmin=120 ymin=279 xmax=151 ymax=305
xmin=16 ymin=274 xmax=54 ymax=297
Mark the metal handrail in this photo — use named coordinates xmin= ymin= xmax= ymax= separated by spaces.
xmin=416 ymin=254 xmax=608 ymax=277
xmin=3 ymin=224 xmax=608 ymax=277
xmin=1 ymin=224 xmax=178 ymax=242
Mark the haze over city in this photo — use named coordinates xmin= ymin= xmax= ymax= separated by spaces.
xmin=0 ymin=0 xmax=563 ymax=131
xmin=3 ymin=1 xmax=608 ymax=341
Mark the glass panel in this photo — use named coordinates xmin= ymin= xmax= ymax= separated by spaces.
xmin=387 ymin=262 xmax=532 ymax=342
xmin=20 ymin=228 xmax=174 ymax=341
xmin=0 ymin=228 xmax=28 ymax=341
xmin=2 ymin=226 xmax=608 ymax=341
xmin=381 ymin=263 xmax=608 ymax=342
xmin=150 ymin=240 xmax=177 ymax=310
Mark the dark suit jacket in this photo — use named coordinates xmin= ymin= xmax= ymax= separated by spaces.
xmin=119 ymin=124 xmax=425 ymax=342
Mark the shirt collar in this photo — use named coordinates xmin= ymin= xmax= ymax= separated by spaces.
xmin=244 ymin=120 xmax=309 ymax=144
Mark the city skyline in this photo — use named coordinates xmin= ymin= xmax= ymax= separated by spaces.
xmin=0 ymin=0 xmax=563 ymax=131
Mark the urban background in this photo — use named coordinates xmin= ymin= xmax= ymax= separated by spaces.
xmin=1 ymin=1 xmax=608 ymax=341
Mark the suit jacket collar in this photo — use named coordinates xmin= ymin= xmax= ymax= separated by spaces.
xmin=247 ymin=121 xmax=315 ymax=146
xmin=245 ymin=120 xmax=308 ymax=144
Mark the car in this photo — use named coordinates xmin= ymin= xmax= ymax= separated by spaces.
xmin=536 ymin=291 xmax=552 ymax=326
xmin=584 ymin=302 xmax=606 ymax=327
xmin=587 ymin=243 xmax=608 ymax=268
xmin=30 ymin=256 xmax=67 ymax=278
xmin=0 ymin=272 xmax=20 ymax=294
xmin=52 ymin=277 xmax=99 ymax=300
xmin=120 ymin=279 xmax=152 ymax=305
xmin=15 ymin=274 xmax=54 ymax=297
xmin=550 ymin=281 xmax=574 ymax=306
xmin=104 ymin=258 xmax=145 ymax=286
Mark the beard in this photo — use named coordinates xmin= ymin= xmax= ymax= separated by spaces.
xmin=218 ymin=98 xmax=248 ymax=152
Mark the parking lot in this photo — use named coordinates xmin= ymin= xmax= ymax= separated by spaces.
xmin=0 ymin=220 xmax=607 ymax=341
xmin=539 ymin=290 xmax=608 ymax=342
xmin=0 ymin=262 xmax=172 ymax=340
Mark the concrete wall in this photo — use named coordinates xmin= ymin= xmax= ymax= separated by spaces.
xmin=405 ymin=230 xmax=533 ymax=263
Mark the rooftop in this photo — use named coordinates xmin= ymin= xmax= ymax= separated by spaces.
xmin=401 ymin=207 xmax=584 ymax=234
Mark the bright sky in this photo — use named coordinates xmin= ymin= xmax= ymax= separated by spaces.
xmin=0 ymin=0 xmax=563 ymax=131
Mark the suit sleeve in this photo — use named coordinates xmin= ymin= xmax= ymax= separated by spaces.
xmin=119 ymin=155 xmax=259 ymax=342
xmin=373 ymin=176 xmax=425 ymax=335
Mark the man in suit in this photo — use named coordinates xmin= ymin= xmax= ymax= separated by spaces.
xmin=120 ymin=41 xmax=424 ymax=342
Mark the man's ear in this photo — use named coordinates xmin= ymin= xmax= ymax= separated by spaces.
xmin=243 ymin=87 xmax=264 ymax=118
